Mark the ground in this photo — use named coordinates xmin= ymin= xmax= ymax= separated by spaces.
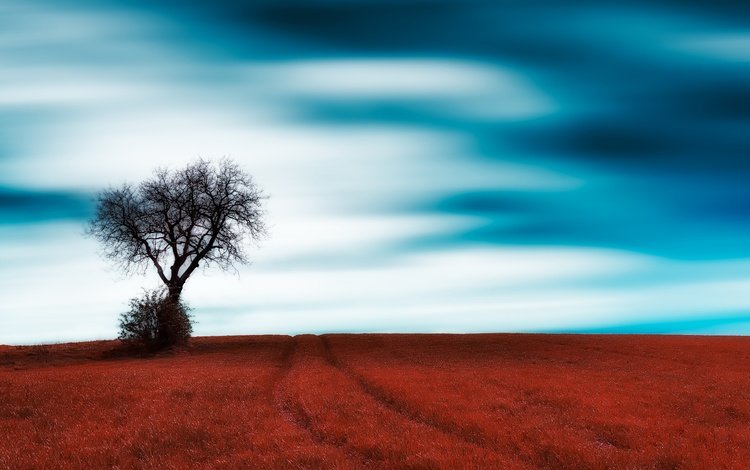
xmin=1 ymin=334 xmax=749 ymax=469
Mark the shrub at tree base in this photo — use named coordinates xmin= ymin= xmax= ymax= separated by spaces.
xmin=119 ymin=289 xmax=193 ymax=350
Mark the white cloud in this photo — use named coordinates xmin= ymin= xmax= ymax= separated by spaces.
xmin=245 ymin=59 xmax=555 ymax=120
xmin=0 ymin=217 xmax=647 ymax=343
xmin=675 ymin=33 xmax=750 ymax=62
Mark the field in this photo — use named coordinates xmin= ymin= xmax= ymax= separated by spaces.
xmin=1 ymin=334 xmax=749 ymax=469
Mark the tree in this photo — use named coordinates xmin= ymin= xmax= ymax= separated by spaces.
xmin=88 ymin=158 xmax=266 ymax=344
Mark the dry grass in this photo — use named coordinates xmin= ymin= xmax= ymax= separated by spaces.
xmin=1 ymin=334 xmax=749 ymax=469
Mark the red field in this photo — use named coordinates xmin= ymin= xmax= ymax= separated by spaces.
xmin=1 ymin=334 xmax=749 ymax=469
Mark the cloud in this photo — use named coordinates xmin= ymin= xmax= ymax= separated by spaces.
xmin=675 ymin=33 xmax=750 ymax=62
xmin=0 ymin=187 xmax=92 ymax=224
xmin=2 ymin=0 xmax=750 ymax=342
xmin=245 ymin=59 xmax=554 ymax=120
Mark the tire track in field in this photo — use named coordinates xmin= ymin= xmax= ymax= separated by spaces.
xmin=270 ymin=337 xmax=298 ymax=426
xmin=320 ymin=335 xmax=499 ymax=452
xmin=278 ymin=336 xmax=522 ymax=468
xmin=271 ymin=336 xmax=372 ymax=468
xmin=272 ymin=337 xmax=325 ymax=442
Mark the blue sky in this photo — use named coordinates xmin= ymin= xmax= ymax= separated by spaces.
xmin=1 ymin=0 xmax=749 ymax=343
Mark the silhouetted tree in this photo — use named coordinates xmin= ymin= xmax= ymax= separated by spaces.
xmin=88 ymin=158 xmax=266 ymax=346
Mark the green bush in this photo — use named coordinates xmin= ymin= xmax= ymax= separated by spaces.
xmin=119 ymin=289 xmax=192 ymax=350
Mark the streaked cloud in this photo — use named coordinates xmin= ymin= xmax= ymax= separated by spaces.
xmin=245 ymin=59 xmax=554 ymax=119
xmin=676 ymin=33 xmax=750 ymax=62
xmin=1 ymin=0 xmax=749 ymax=343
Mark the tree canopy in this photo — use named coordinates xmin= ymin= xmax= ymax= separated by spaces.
xmin=88 ymin=158 xmax=266 ymax=302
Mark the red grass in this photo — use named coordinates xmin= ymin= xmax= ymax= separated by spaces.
xmin=1 ymin=334 xmax=749 ymax=469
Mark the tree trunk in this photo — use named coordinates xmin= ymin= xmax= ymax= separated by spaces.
xmin=157 ymin=282 xmax=185 ymax=348
xmin=167 ymin=283 xmax=183 ymax=304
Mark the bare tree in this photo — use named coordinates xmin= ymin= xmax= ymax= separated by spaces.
xmin=88 ymin=157 xmax=266 ymax=314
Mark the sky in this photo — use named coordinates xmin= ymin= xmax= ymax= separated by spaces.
xmin=1 ymin=0 xmax=750 ymax=343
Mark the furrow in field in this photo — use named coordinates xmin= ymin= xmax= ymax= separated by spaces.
xmin=273 ymin=337 xmax=371 ymax=468
xmin=279 ymin=335 xmax=524 ymax=468
xmin=320 ymin=335 xmax=500 ymax=450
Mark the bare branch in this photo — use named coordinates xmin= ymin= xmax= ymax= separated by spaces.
xmin=87 ymin=158 xmax=267 ymax=299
